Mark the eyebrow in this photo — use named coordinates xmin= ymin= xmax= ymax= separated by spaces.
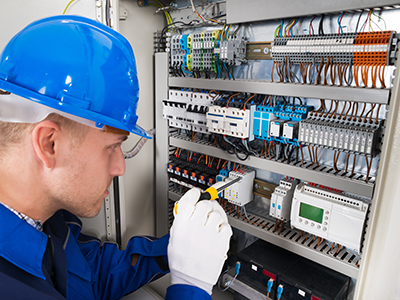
xmin=118 ymin=135 xmax=129 ymax=143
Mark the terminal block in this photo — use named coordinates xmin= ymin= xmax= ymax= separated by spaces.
xmin=270 ymin=177 xmax=299 ymax=222
xmin=219 ymin=36 xmax=247 ymax=66
xmin=170 ymin=35 xmax=185 ymax=71
xmin=223 ymin=169 xmax=256 ymax=206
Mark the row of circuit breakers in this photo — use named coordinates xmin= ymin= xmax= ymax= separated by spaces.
xmin=168 ymin=154 xmax=368 ymax=253
xmin=163 ymin=89 xmax=381 ymax=155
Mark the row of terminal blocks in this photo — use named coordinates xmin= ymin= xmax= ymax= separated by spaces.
xmin=298 ymin=116 xmax=381 ymax=155
xmin=272 ymin=31 xmax=397 ymax=65
xmin=167 ymin=29 xmax=247 ymax=73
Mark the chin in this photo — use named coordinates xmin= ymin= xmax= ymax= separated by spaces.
xmin=72 ymin=203 xmax=103 ymax=219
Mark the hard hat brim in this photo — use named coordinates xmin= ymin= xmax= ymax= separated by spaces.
xmin=0 ymin=79 xmax=152 ymax=139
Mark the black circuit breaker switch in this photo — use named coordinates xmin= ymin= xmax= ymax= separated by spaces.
xmin=278 ymin=257 xmax=350 ymax=300
xmin=236 ymin=239 xmax=299 ymax=300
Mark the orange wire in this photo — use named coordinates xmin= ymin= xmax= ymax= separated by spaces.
xmin=243 ymin=94 xmax=257 ymax=111
xmin=226 ymin=92 xmax=241 ymax=108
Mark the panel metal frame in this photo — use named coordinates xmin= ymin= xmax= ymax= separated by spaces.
xmin=226 ymin=0 xmax=400 ymax=24
xmin=169 ymin=77 xmax=391 ymax=104
xmin=155 ymin=53 xmax=170 ymax=238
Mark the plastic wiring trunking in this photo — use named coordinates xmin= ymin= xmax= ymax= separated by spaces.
xmin=224 ymin=169 xmax=255 ymax=206
xmin=278 ymin=257 xmax=350 ymax=300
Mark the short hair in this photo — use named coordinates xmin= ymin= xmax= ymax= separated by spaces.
xmin=0 ymin=113 xmax=89 ymax=156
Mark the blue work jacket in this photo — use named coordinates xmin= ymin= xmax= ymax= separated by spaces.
xmin=0 ymin=204 xmax=211 ymax=300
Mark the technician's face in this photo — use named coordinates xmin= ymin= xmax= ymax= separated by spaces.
xmin=55 ymin=127 xmax=128 ymax=218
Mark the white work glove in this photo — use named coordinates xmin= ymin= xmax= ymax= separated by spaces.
xmin=168 ymin=188 xmax=232 ymax=295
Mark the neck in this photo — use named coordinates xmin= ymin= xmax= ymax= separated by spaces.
xmin=0 ymin=156 xmax=56 ymax=222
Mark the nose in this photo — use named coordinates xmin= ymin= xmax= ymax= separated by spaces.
xmin=110 ymin=147 xmax=126 ymax=177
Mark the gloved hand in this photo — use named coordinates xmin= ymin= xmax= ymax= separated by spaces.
xmin=168 ymin=188 xmax=232 ymax=295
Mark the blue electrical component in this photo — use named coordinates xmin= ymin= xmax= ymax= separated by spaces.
xmin=252 ymin=102 xmax=312 ymax=145
xmin=253 ymin=104 xmax=279 ymax=140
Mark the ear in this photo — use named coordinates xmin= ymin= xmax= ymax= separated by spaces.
xmin=31 ymin=120 xmax=61 ymax=169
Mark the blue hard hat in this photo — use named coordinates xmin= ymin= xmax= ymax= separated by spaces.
xmin=0 ymin=15 xmax=151 ymax=138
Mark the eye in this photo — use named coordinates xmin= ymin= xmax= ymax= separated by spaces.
xmin=110 ymin=143 xmax=121 ymax=151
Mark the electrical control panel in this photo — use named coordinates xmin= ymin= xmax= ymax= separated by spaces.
xmin=291 ymin=182 xmax=369 ymax=253
xmin=156 ymin=3 xmax=400 ymax=299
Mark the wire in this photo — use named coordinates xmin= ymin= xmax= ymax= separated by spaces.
xmin=243 ymin=94 xmax=257 ymax=111
xmin=190 ymin=0 xmax=220 ymax=24
xmin=337 ymin=12 xmax=345 ymax=35
xmin=157 ymin=20 xmax=199 ymax=52
xmin=63 ymin=0 xmax=77 ymax=14
xmin=309 ymin=16 xmax=316 ymax=36
xmin=372 ymin=11 xmax=387 ymax=31
xmin=355 ymin=10 xmax=364 ymax=33
xmin=318 ymin=15 xmax=325 ymax=35
xmin=218 ymin=262 xmax=241 ymax=292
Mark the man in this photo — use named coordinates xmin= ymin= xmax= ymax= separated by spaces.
xmin=0 ymin=15 xmax=232 ymax=299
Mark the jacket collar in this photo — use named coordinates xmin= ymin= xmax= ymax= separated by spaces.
xmin=0 ymin=203 xmax=47 ymax=279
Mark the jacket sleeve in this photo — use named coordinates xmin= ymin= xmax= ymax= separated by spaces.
xmin=77 ymin=232 xmax=170 ymax=300
xmin=166 ymin=284 xmax=212 ymax=300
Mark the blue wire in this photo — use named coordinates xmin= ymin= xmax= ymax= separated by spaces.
xmin=223 ymin=62 xmax=232 ymax=79
xmin=216 ymin=54 xmax=221 ymax=78
xmin=290 ymin=19 xmax=298 ymax=36
xmin=359 ymin=19 xmax=368 ymax=33
xmin=280 ymin=20 xmax=283 ymax=37
xmin=337 ymin=13 xmax=344 ymax=35
xmin=181 ymin=64 xmax=192 ymax=76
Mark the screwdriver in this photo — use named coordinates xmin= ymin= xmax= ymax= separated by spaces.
xmin=174 ymin=177 xmax=242 ymax=215
xmin=199 ymin=177 xmax=242 ymax=201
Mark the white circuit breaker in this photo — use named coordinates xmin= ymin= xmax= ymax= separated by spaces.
xmin=270 ymin=177 xmax=299 ymax=222
xmin=223 ymin=169 xmax=256 ymax=206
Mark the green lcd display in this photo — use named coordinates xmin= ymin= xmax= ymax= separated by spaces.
xmin=299 ymin=203 xmax=324 ymax=223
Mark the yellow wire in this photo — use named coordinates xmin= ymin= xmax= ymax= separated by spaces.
xmin=226 ymin=24 xmax=232 ymax=40
xmin=286 ymin=19 xmax=296 ymax=36
xmin=220 ymin=24 xmax=226 ymax=42
xmin=373 ymin=12 xmax=387 ymax=31
xmin=62 ymin=0 xmax=77 ymax=14
xmin=153 ymin=0 xmax=165 ymax=7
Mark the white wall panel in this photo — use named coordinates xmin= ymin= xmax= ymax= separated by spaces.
xmin=0 ymin=0 xmax=95 ymax=50
xmin=118 ymin=0 xmax=165 ymax=247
